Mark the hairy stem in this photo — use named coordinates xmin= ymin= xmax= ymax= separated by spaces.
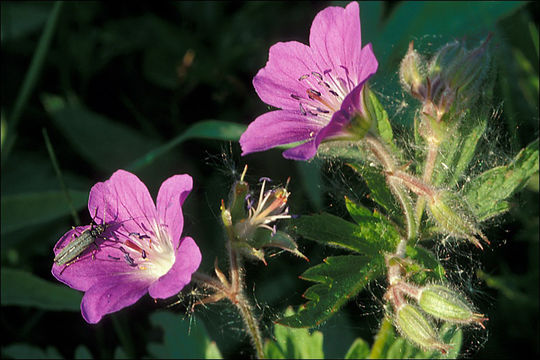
xmin=364 ymin=135 xmax=417 ymax=242
xmin=415 ymin=140 xmax=440 ymax=231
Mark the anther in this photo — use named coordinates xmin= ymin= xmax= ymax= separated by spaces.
xmin=311 ymin=71 xmax=323 ymax=80
xmin=290 ymin=94 xmax=302 ymax=100
xmin=298 ymin=74 xmax=309 ymax=81
xmin=299 ymin=103 xmax=307 ymax=115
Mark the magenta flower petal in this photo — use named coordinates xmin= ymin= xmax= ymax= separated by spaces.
xmin=156 ymin=174 xmax=193 ymax=247
xmin=52 ymin=170 xmax=201 ymax=323
xmin=240 ymin=110 xmax=323 ymax=155
xmin=148 ymin=237 xmax=201 ymax=299
xmin=241 ymin=1 xmax=379 ymax=161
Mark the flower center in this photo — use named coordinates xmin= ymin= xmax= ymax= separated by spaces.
xmin=119 ymin=220 xmax=176 ymax=279
xmin=290 ymin=66 xmax=355 ymax=125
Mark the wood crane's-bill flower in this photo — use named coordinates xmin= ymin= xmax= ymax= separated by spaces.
xmin=52 ymin=170 xmax=201 ymax=323
xmin=240 ymin=1 xmax=378 ymax=160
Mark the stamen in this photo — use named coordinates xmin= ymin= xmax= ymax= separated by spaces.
xmin=316 ymin=107 xmax=330 ymax=114
xmin=311 ymin=71 xmax=323 ymax=80
xmin=290 ymin=94 xmax=302 ymax=100
xmin=298 ymin=74 xmax=309 ymax=81
xmin=299 ymin=103 xmax=307 ymax=115
xmin=259 ymin=177 xmax=272 ymax=183
xmin=307 ymin=88 xmax=322 ymax=98
xmin=329 ymin=89 xmax=339 ymax=96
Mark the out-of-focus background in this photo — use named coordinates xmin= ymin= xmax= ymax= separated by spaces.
xmin=1 ymin=1 xmax=538 ymax=358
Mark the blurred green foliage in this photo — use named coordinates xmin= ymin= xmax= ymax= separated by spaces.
xmin=1 ymin=1 xmax=538 ymax=358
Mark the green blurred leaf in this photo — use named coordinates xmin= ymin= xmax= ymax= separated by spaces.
xmin=344 ymin=338 xmax=370 ymax=359
xmin=463 ymin=138 xmax=539 ymax=220
xmin=74 ymin=345 xmax=93 ymax=359
xmin=278 ymin=255 xmax=385 ymax=328
xmin=128 ymin=120 xmax=246 ymax=171
xmin=296 ymin=160 xmax=324 ymax=211
xmin=375 ymin=2 xmax=526 ymax=70
xmin=1 ymin=190 xmax=87 ymax=234
xmin=291 ymin=211 xmax=399 ymax=256
xmin=0 ymin=2 xmax=52 ymax=42
xmin=1 ymin=268 xmax=82 ymax=311
xmin=1 ymin=343 xmax=63 ymax=359
xmin=147 ymin=311 xmax=222 ymax=359
xmin=42 ymin=96 xmax=159 ymax=172
xmin=265 ymin=307 xmax=324 ymax=359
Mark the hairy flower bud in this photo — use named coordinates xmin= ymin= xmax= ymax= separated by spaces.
xmin=395 ymin=304 xmax=451 ymax=354
xmin=417 ymin=285 xmax=488 ymax=328
xmin=427 ymin=190 xmax=489 ymax=249
xmin=400 ymin=41 xmax=428 ymax=99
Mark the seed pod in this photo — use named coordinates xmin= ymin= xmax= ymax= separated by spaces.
xmin=395 ymin=304 xmax=451 ymax=354
xmin=418 ymin=285 xmax=488 ymax=328
xmin=427 ymin=190 xmax=489 ymax=249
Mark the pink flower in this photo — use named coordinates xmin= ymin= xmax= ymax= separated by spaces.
xmin=240 ymin=2 xmax=378 ymax=160
xmin=52 ymin=170 xmax=201 ymax=323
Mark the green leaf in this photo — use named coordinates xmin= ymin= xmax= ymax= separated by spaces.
xmin=404 ymin=245 xmax=446 ymax=284
xmin=1 ymin=268 xmax=82 ymax=311
xmin=1 ymin=343 xmax=63 ymax=359
xmin=74 ymin=345 xmax=93 ymax=359
xmin=147 ymin=311 xmax=222 ymax=359
xmin=127 ymin=120 xmax=247 ymax=171
xmin=347 ymin=162 xmax=401 ymax=217
xmin=290 ymin=212 xmax=399 ymax=256
xmin=42 ymin=96 xmax=160 ymax=172
xmin=431 ymin=116 xmax=488 ymax=188
xmin=1 ymin=190 xmax=87 ymax=234
xmin=265 ymin=307 xmax=324 ymax=359
xmin=344 ymin=338 xmax=370 ymax=359
xmin=278 ymin=256 xmax=385 ymax=328
xmin=463 ymin=138 xmax=539 ymax=220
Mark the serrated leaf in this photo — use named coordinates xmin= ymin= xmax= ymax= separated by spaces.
xmin=278 ymin=256 xmax=385 ymax=328
xmin=344 ymin=338 xmax=370 ymax=359
xmin=463 ymin=138 xmax=539 ymax=220
xmin=291 ymin=212 xmax=399 ymax=256
xmin=364 ymin=87 xmax=398 ymax=154
xmin=347 ymin=162 xmax=401 ymax=217
xmin=1 ymin=268 xmax=82 ymax=311
xmin=1 ymin=190 xmax=88 ymax=234
xmin=147 ymin=311 xmax=222 ymax=359
xmin=265 ymin=307 xmax=324 ymax=359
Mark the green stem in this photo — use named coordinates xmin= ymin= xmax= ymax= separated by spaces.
xmin=368 ymin=317 xmax=394 ymax=359
xmin=414 ymin=141 xmax=439 ymax=232
xmin=364 ymin=135 xmax=416 ymax=242
xmin=42 ymin=128 xmax=80 ymax=225
xmin=2 ymin=1 xmax=63 ymax=161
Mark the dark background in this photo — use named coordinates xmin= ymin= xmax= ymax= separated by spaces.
xmin=1 ymin=1 xmax=538 ymax=358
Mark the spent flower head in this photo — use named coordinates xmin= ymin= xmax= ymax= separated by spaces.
xmin=52 ymin=170 xmax=201 ymax=323
xmin=240 ymin=1 xmax=378 ymax=160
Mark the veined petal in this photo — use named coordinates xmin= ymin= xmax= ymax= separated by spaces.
xmin=81 ymin=277 xmax=150 ymax=324
xmin=240 ymin=110 xmax=322 ymax=155
xmin=156 ymin=174 xmax=193 ymax=247
xmin=148 ymin=237 xmax=201 ymax=299
xmin=89 ymin=170 xmax=158 ymax=236
xmin=253 ymin=41 xmax=319 ymax=110
xmin=309 ymin=2 xmax=362 ymax=83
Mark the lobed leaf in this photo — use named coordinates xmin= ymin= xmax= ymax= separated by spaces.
xmin=344 ymin=338 xmax=370 ymax=359
xmin=277 ymin=255 xmax=385 ymax=328
xmin=463 ymin=138 xmax=539 ymax=221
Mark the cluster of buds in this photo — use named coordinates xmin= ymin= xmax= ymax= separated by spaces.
xmin=220 ymin=166 xmax=307 ymax=264
xmin=385 ymin=273 xmax=487 ymax=353
xmin=399 ymin=36 xmax=492 ymax=144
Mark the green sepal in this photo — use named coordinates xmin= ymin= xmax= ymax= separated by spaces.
xmin=252 ymin=229 xmax=308 ymax=261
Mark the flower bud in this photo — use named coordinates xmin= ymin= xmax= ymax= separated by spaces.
xmin=418 ymin=285 xmax=488 ymax=328
xmin=400 ymin=41 xmax=428 ymax=99
xmin=395 ymin=304 xmax=451 ymax=354
xmin=427 ymin=190 xmax=489 ymax=249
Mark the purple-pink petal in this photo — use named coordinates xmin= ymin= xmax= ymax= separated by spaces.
xmin=156 ymin=174 xmax=193 ymax=247
xmin=81 ymin=277 xmax=150 ymax=324
xmin=253 ymin=41 xmax=319 ymax=111
xmin=240 ymin=110 xmax=323 ymax=155
xmin=148 ymin=237 xmax=201 ymax=299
